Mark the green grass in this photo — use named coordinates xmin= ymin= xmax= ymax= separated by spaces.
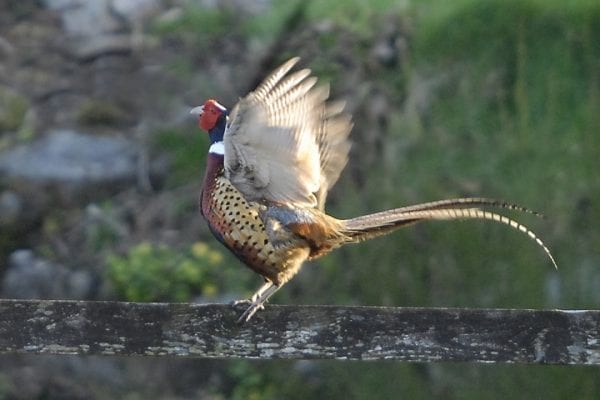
xmin=305 ymin=0 xmax=405 ymax=35
xmin=0 ymin=86 xmax=28 ymax=132
xmin=307 ymin=0 xmax=600 ymax=311
xmin=205 ymin=360 xmax=600 ymax=400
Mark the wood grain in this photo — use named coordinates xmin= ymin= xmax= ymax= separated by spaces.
xmin=0 ymin=300 xmax=597 ymax=364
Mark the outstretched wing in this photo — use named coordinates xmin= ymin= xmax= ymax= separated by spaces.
xmin=223 ymin=57 xmax=352 ymax=208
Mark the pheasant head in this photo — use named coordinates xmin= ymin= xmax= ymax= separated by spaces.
xmin=190 ymin=99 xmax=228 ymax=144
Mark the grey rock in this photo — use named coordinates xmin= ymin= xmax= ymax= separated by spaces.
xmin=111 ymin=0 xmax=161 ymax=23
xmin=66 ymin=269 xmax=96 ymax=299
xmin=42 ymin=0 xmax=132 ymax=59
xmin=0 ymin=130 xmax=158 ymax=205
xmin=2 ymin=249 xmax=94 ymax=299
xmin=0 ymin=129 xmax=137 ymax=185
xmin=3 ymin=249 xmax=61 ymax=298
xmin=70 ymin=34 xmax=133 ymax=61
xmin=43 ymin=0 xmax=120 ymax=37
xmin=0 ymin=189 xmax=41 ymax=233
xmin=372 ymin=40 xmax=398 ymax=67
xmin=0 ymin=190 xmax=22 ymax=227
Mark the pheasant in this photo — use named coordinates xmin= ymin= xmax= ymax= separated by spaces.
xmin=191 ymin=57 xmax=557 ymax=322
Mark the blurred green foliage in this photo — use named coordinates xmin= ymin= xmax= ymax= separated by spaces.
xmin=77 ymin=99 xmax=131 ymax=127
xmin=153 ymin=6 xmax=235 ymax=47
xmin=107 ymin=241 xmax=224 ymax=302
xmin=0 ymin=86 xmax=28 ymax=133
xmin=305 ymin=0 xmax=407 ymax=35
xmin=152 ymin=1 xmax=300 ymax=62
xmin=155 ymin=127 xmax=209 ymax=187
xmin=302 ymin=0 xmax=600 ymax=313
xmin=107 ymin=240 xmax=259 ymax=303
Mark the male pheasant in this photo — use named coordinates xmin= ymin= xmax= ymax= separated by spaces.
xmin=191 ymin=57 xmax=556 ymax=322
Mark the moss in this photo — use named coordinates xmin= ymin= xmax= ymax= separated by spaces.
xmin=77 ymin=99 xmax=131 ymax=126
xmin=153 ymin=6 xmax=235 ymax=40
xmin=0 ymin=87 xmax=28 ymax=132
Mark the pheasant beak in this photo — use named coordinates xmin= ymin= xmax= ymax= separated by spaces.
xmin=190 ymin=105 xmax=204 ymax=116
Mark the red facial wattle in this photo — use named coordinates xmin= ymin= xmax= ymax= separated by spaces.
xmin=199 ymin=100 xmax=223 ymax=132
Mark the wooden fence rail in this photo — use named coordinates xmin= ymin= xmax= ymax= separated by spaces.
xmin=0 ymin=299 xmax=597 ymax=365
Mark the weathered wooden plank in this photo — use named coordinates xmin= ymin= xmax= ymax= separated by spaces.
xmin=0 ymin=300 xmax=597 ymax=364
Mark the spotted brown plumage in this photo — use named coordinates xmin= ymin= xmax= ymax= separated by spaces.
xmin=192 ymin=57 xmax=557 ymax=322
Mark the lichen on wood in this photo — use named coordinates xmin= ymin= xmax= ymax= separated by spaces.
xmin=0 ymin=300 xmax=597 ymax=365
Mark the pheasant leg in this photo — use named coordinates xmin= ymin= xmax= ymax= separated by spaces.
xmin=233 ymin=281 xmax=281 ymax=323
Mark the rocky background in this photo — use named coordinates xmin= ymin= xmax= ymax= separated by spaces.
xmin=0 ymin=0 xmax=599 ymax=399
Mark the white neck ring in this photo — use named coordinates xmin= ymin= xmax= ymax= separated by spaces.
xmin=209 ymin=141 xmax=224 ymax=155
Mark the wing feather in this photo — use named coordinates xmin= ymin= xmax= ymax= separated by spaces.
xmin=224 ymin=58 xmax=352 ymax=208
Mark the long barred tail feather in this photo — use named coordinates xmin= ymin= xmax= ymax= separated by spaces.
xmin=341 ymin=198 xmax=557 ymax=269
xmin=381 ymin=197 xmax=545 ymax=217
